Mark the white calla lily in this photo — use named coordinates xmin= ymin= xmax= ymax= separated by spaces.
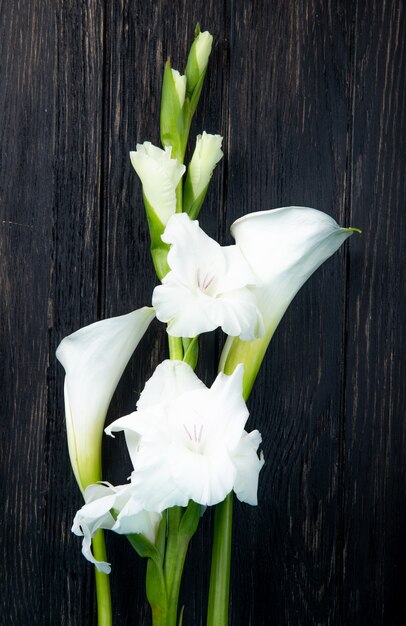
xmin=220 ymin=206 xmax=359 ymax=393
xmin=130 ymin=142 xmax=186 ymax=225
xmin=152 ymin=213 xmax=264 ymax=339
xmin=56 ymin=307 xmax=155 ymax=491
xmin=106 ymin=360 xmax=264 ymax=511
xmin=72 ymin=482 xmax=161 ymax=573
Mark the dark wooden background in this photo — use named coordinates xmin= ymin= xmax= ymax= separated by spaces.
xmin=1 ymin=1 xmax=405 ymax=624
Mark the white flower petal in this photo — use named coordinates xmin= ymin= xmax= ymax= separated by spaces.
xmin=131 ymin=443 xmax=189 ymax=512
xmin=152 ymin=214 xmax=264 ymax=339
xmin=232 ymin=430 xmax=265 ymax=505
xmin=171 ymin=69 xmax=186 ymax=107
xmin=188 ymin=132 xmax=223 ymax=198
xmin=72 ymin=481 xmax=161 ymax=571
xmin=231 ymin=206 xmax=355 ymax=328
xmin=162 ymin=212 xmax=225 ymax=287
xmin=195 ymin=31 xmax=213 ymax=74
xmin=130 ymin=142 xmax=186 ymax=225
xmin=111 ymin=496 xmax=161 ymax=542
xmin=56 ymin=307 xmax=155 ymax=490
xmin=168 ymin=442 xmax=236 ymax=506
xmin=116 ymin=361 xmax=261 ymax=509
xmin=137 ymin=359 xmax=206 ymax=410
xmin=81 ymin=524 xmax=111 ymax=574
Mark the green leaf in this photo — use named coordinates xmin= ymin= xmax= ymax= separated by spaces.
xmin=146 ymin=557 xmax=168 ymax=625
xmin=178 ymin=500 xmax=201 ymax=538
xmin=125 ymin=531 xmax=160 ymax=561
xmin=183 ymin=174 xmax=211 ymax=220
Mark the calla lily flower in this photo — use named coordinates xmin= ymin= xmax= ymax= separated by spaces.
xmin=152 ymin=213 xmax=265 ymax=339
xmin=72 ymin=482 xmax=161 ymax=573
xmin=106 ymin=360 xmax=264 ymax=510
xmin=56 ymin=307 xmax=155 ymax=492
xmin=130 ymin=142 xmax=186 ymax=226
xmin=220 ymin=206 xmax=359 ymax=394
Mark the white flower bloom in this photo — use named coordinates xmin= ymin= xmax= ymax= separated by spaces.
xmin=231 ymin=206 xmax=356 ymax=329
xmin=130 ymin=142 xmax=186 ymax=225
xmin=188 ymin=132 xmax=223 ymax=198
xmin=195 ymin=31 xmax=213 ymax=74
xmin=171 ymin=69 xmax=186 ymax=107
xmin=56 ymin=307 xmax=155 ymax=491
xmin=72 ymin=482 xmax=161 ymax=573
xmin=152 ymin=213 xmax=264 ymax=339
xmin=106 ymin=360 xmax=264 ymax=511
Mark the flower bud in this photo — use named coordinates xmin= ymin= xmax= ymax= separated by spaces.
xmin=183 ymin=132 xmax=223 ymax=219
xmin=171 ymin=69 xmax=186 ymax=108
xmin=185 ymin=29 xmax=213 ymax=98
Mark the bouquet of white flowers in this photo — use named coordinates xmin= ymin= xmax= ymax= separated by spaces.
xmin=56 ymin=25 xmax=358 ymax=626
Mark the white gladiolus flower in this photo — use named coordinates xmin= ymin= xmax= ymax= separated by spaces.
xmin=130 ymin=142 xmax=186 ymax=225
xmin=152 ymin=213 xmax=264 ymax=339
xmin=188 ymin=132 xmax=223 ymax=198
xmin=106 ymin=360 xmax=264 ymax=511
xmin=56 ymin=307 xmax=155 ymax=491
xmin=195 ymin=31 xmax=213 ymax=74
xmin=171 ymin=69 xmax=186 ymax=107
xmin=72 ymin=482 xmax=161 ymax=573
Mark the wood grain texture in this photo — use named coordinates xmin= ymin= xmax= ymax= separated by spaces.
xmin=343 ymin=1 xmax=406 ymax=624
xmin=0 ymin=1 xmax=56 ymax=623
xmin=226 ymin=2 xmax=355 ymax=624
xmin=0 ymin=1 xmax=405 ymax=624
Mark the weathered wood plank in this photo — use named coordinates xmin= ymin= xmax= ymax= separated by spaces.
xmin=43 ymin=1 xmax=105 ymax=624
xmin=0 ymin=1 xmax=56 ymax=623
xmin=343 ymin=1 xmax=406 ymax=623
xmin=226 ymin=2 xmax=355 ymax=623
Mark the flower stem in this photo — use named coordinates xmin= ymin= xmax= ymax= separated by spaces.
xmin=168 ymin=336 xmax=184 ymax=360
xmin=92 ymin=530 xmax=113 ymax=626
xmin=206 ymin=493 xmax=233 ymax=626
xmin=164 ymin=507 xmax=183 ymax=590
xmin=163 ymin=502 xmax=201 ymax=626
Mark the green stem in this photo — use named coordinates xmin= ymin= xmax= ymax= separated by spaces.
xmin=163 ymin=502 xmax=201 ymax=626
xmin=92 ymin=530 xmax=113 ymax=626
xmin=206 ymin=493 xmax=233 ymax=626
xmin=166 ymin=535 xmax=191 ymax=626
xmin=164 ymin=507 xmax=182 ymax=591
xmin=168 ymin=336 xmax=184 ymax=360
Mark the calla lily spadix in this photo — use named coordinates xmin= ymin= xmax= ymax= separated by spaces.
xmin=106 ymin=360 xmax=264 ymax=511
xmin=72 ymin=482 xmax=161 ymax=573
xmin=220 ymin=206 xmax=360 ymax=394
xmin=56 ymin=307 xmax=155 ymax=492
xmin=152 ymin=213 xmax=265 ymax=339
